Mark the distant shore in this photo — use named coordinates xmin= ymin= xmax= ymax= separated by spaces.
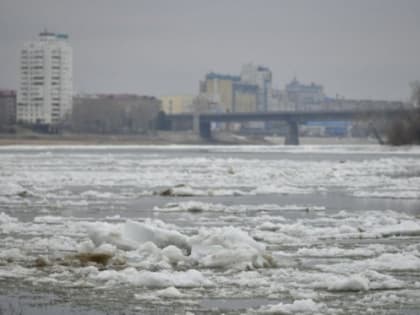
xmin=0 ymin=131 xmax=202 ymax=146
xmin=0 ymin=131 xmax=379 ymax=146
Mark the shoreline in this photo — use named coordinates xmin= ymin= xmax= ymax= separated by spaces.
xmin=0 ymin=132 xmax=380 ymax=146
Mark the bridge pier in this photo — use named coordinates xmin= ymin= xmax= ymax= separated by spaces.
xmin=199 ymin=120 xmax=212 ymax=139
xmin=285 ymin=121 xmax=299 ymax=145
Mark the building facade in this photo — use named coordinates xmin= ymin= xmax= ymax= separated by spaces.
xmin=240 ymin=63 xmax=272 ymax=112
xmin=200 ymin=72 xmax=260 ymax=113
xmin=72 ymin=94 xmax=161 ymax=133
xmin=200 ymin=72 xmax=241 ymax=112
xmin=160 ymin=95 xmax=194 ymax=114
xmin=232 ymin=82 xmax=258 ymax=112
xmin=0 ymin=90 xmax=16 ymax=128
xmin=285 ymin=78 xmax=325 ymax=110
xmin=17 ymin=31 xmax=73 ymax=125
xmin=270 ymin=88 xmax=294 ymax=111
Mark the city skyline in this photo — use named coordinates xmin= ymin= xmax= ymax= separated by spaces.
xmin=1 ymin=0 xmax=420 ymax=101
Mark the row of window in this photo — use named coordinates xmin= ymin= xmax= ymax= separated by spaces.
xmin=21 ymin=74 xmax=64 ymax=78
xmin=21 ymin=51 xmax=63 ymax=56
xmin=18 ymin=107 xmax=43 ymax=110
xmin=18 ymin=101 xmax=63 ymax=106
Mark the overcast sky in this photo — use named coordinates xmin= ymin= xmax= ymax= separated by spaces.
xmin=1 ymin=0 xmax=419 ymax=100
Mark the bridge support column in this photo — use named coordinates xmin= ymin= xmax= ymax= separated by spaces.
xmin=193 ymin=112 xmax=200 ymax=134
xmin=199 ymin=120 xmax=212 ymax=139
xmin=285 ymin=121 xmax=299 ymax=145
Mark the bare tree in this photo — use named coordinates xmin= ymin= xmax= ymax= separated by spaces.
xmin=386 ymin=83 xmax=420 ymax=145
xmin=410 ymin=81 xmax=420 ymax=108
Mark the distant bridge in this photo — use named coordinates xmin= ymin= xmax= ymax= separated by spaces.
xmin=166 ymin=108 xmax=415 ymax=145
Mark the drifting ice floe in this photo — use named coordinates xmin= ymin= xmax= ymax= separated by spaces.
xmin=189 ymin=226 xmax=274 ymax=270
xmin=251 ymin=299 xmax=324 ymax=314
xmin=1 ymin=145 xmax=420 ymax=314
xmin=327 ymin=274 xmax=369 ymax=291
xmin=134 ymin=286 xmax=185 ymax=300
xmin=154 ymin=201 xmax=325 ymax=213
xmin=0 ymin=212 xmax=18 ymax=224
xmin=84 ymin=219 xmax=191 ymax=254
xmin=82 ymin=219 xmax=274 ymax=272
xmin=90 ymin=268 xmax=211 ymax=288
xmin=0 ymin=183 xmax=29 ymax=196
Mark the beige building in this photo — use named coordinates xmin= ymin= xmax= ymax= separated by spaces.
xmin=233 ymin=83 xmax=258 ymax=112
xmin=200 ymin=72 xmax=260 ymax=113
xmin=200 ymin=73 xmax=241 ymax=112
xmin=160 ymin=95 xmax=194 ymax=114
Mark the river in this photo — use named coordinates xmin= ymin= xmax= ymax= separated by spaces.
xmin=0 ymin=145 xmax=420 ymax=314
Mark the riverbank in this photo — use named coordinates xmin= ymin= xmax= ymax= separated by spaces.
xmin=0 ymin=131 xmax=378 ymax=146
xmin=0 ymin=131 xmax=202 ymax=146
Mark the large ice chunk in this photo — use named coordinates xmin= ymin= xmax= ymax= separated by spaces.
xmin=252 ymin=299 xmax=324 ymax=314
xmin=327 ymin=274 xmax=369 ymax=291
xmin=91 ymin=267 xmax=212 ymax=288
xmin=84 ymin=219 xmax=191 ymax=254
xmin=190 ymin=226 xmax=274 ymax=270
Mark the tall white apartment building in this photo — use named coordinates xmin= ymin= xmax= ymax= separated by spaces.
xmin=17 ymin=31 xmax=72 ymax=125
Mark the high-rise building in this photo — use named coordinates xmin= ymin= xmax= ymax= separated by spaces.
xmin=232 ymin=82 xmax=258 ymax=112
xmin=240 ymin=63 xmax=272 ymax=112
xmin=200 ymin=72 xmax=241 ymax=112
xmin=200 ymin=72 xmax=260 ymax=113
xmin=160 ymin=95 xmax=195 ymax=114
xmin=17 ymin=31 xmax=73 ymax=125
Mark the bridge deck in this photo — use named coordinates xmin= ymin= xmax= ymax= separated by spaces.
xmin=168 ymin=108 xmax=411 ymax=123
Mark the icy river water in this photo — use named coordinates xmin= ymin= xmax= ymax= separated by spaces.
xmin=1 ymin=145 xmax=420 ymax=315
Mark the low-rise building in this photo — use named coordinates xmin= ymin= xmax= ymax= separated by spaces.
xmin=72 ymin=94 xmax=161 ymax=133
xmin=0 ymin=90 xmax=17 ymax=128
